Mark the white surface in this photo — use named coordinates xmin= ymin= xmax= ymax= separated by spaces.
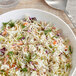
xmin=0 ymin=8 xmax=76 ymax=76
xmin=67 ymin=0 xmax=76 ymax=21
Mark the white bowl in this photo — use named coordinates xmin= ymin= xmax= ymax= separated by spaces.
xmin=0 ymin=8 xmax=76 ymax=76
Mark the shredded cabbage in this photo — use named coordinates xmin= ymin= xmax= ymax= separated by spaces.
xmin=0 ymin=17 xmax=72 ymax=76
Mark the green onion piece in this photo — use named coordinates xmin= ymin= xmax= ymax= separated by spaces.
xmin=2 ymin=22 xmax=9 ymax=30
xmin=2 ymin=22 xmax=8 ymax=26
xmin=49 ymin=45 xmax=52 ymax=48
xmin=26 ymin=58 xmax=31 ymax=62
xmin=9 ymin=21 xmax=15 ymax=27
xmin=21 ymin=24 xmax=26 ymax=28
xmin=17 ymin=36 xmax=22 ymax=40
xmin=69 ymin=45 xmax=72 ymax=54
xmin=0 ymin=70 xmax=7 ymax=75
xmin=33 ymin=53 xmax=37 ymax=57
xmin=52 ymin=50 xmax=55 ymax=53
xmin=2 ymin=21 xmax=15 ymax=28
xmin=52 ymin=36 xmax=58 ymax=39
xmin=8 ymin=51 xmax=14 ymax=56
xmin=44 ymin=29 xmax=51 ymax=35
xmin=0 ymin=70 xmax=5 ymax=72
xmin=41 ymin=57 xmax=43 ymax=60
xmin=26 ymin=53 xmax=32 ymax=62
xmin=21 ymin=68 xmax=27 ymax=72
xmin=66 ymin=63 xmax=70 ymax=68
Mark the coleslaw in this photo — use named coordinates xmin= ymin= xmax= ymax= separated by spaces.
xmin=0 ymin=16 xmax=72 ymax=76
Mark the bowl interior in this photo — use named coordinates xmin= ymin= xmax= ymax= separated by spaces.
xmin=0 ymin=9 xmax=76 ymax=76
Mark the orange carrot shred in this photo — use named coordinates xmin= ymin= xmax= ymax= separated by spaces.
xmin=23 ymin=22 xmax=28 ymax=26
xmin=15 ymin=67 xmax=19 ymax=71
xmin=52 ymin=26 xmax=56 ymax=29
xmin=4 ymin=58 xmax=7 ymax=64
xmin=12 ymin=64 xmax=15 ymax=67
xmin=12 ymin=46 xmax=15 ymax=49
xmin=17 ymin=41 xmax=23 ymax=45
xmin=11 ymin=63 xmax=16 ymax=68
xmin=4 ymin=55 xmax=9 ymax=64
xmin=6 ymin=69 xmax=9 ymax=74
xmin=2 ymin=30 xmax=7 ymax=35
xmin=53 ymin=41 xmax=57 ymax=45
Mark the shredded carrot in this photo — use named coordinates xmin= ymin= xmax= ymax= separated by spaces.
xmin=37 ymin=72 xmax=39 ymax=75
xmin=66 ymin=46 xmax=68 ymax=48
xmin=4 ymin=58 xmax=7 ymax=64
xmin=15 ymin=67 xmax=19 ymax=71
xmin=11 ymin=63 xmax=16 ymax=68
xmin=34 ymin=61 xmax=38 ymax=65
xmin=53 ymin=41 xmax=57 ymax=45
xmin=4 ymin=55 xmax=9 ymax=64
xmin=12 ymin=46 xmax=15 ymax=49
xmin=2 ymin=29 xmax=7 ymax=35
xmin=6 ymin=69 xmax=9 ymax=74
xmin=24 ymin=46 xmax=28 ymax=51
xmin=17 ymin=41 xmax=23 ymax=45
xmin=12 ymin=64 xmax=15 ymax=68
xmin=6 ymin=55 xmax=9 ymax=58
xmin=52 ymin=26 xmax=56 ymax=29
xmin=23 ymin=22 xmax=28 ymax=26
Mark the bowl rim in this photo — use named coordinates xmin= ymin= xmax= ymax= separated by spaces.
xmin=0 ymin=8 xmax=76 ymax=40
xmin=0 ymin=8 xmax=76 ymax=75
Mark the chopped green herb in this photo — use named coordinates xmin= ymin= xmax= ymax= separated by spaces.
xmin=69 ymin=45 xmax=72 ymax=54
xmin=21 ymin=68 xmax=27 ymax=72
xmin=52 ymin=36 xmax=58 ymax=39
xmin=44 ymin=29 xmax=51 ymax=35
xmin=52 ymin=50 xmax=55 ymax=53
xmin=4 ymin=72 xmax=7 ymax=75
xmin=49 ymin=45 xmax=52 ymax=48
xmin=0 ymin=70 xmax=5 ymax=72
xmin=26 ymin=59 xmax=31 ymax=62
xmin=2 ymin=22 xmax=8 ymax=26
xmin=17 ymin=62 xmax=21 ymax=68
xmin=26 ymin=53 xmax=32 ymax=62
xmin=33 ymin=53 xmax=37 ymax=57
xmin=2 ymin=21 xmax=15 ymax=28
xmin=9 ymin=21 xmax=15 ymax=27
xmin=39 ymin=48 xmax=41 ymax=51
xmin=0 ymin=70 xmax=7 ymax=75
xmin=41 ymin=57 xmax=43 ymax=60
xmin=8 ymin=51 xmax=14 ymax=56
xmin=2 ymin=22 xmax=9 ymax=30
xmin=17 ymin=36 xmax=22 ymax=40
xmin=21 ymin=24 xmax=26 ymax=28
xmin=66 ymin=63 xmax=70 ymax=68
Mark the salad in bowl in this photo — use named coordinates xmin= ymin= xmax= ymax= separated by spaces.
xmin=0 ymin=16 xmax=72 ymax=76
